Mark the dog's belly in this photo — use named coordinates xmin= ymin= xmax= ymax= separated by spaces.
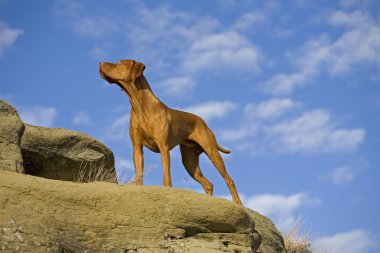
xmin=181 ymin=139 xmax=203 ymax=150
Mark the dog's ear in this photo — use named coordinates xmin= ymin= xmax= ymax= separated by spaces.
xmin=131 ymin=61 xmax=146 ymax=82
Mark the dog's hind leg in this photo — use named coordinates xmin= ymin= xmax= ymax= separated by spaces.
xmin=207 ymin=148 xmax=242 ymax=205
xmin=180 ymin=145 xmax=213 ymax=195
xmin=191 ymin=130 xmax=243 ymax=205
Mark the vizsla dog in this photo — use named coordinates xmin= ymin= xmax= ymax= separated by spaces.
xmin=99 ymin=59 xmax=242 ymax=205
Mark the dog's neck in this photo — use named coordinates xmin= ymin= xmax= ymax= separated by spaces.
xmin=118 ymin=75 xmax=162 ymax=116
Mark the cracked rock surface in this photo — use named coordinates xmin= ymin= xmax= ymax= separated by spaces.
xmin=20 ymin=123 xmax=115 ymax=182
xmin=0 ymin=100 xmax=25 ymax=174
xmin=0 ymin=171 xmax=285 ymax=253
xmin=0 ymin=99 xmax=115 ymax=182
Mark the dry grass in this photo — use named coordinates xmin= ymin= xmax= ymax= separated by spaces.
xmin=75 ymin=161 xmax=118 ymax=184
xmin=283 ymin=218 xmax=329 ymax=253
xmin=126 ymin=165 xmax=156 ymax=184
xmin=75 ymin=160 xmax=157 ymax=184
xmin=283 ymin=218 xmax=312 ymax=253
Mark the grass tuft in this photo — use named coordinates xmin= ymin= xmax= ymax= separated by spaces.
xmin=283 ymin=218 xmax=329 ymax=253
xmin=75 ymin=161 xmax=117 ymax=184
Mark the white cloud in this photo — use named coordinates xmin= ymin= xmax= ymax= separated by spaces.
xmin=72 ymin=112 xmax=91 ymax=126
xmin=118 ymin=158 xmax=134 ymax=171
xmin=90 ymin=47 xmax=108 ymax=60
xmin=231 ymin=12 xmax=266 ymax=32
xmin=324 ymin=158 xmax=368 ymax=185
xmin=315 ymin=229 xmax=378 ymax=253
xmin=52 ymin=0 xmax=80 ymax=17
xmin=244 ymin=192 xmax=320 ymax=231
xmin=53 ymin=0 xmax=119 ymax=39
xmin=124 ymin=5 xmax=263 ymax=76
xmin=325 ymin=11 xmax=380 ymax=75
xmin=219 ymin=126 xmax=258 ymax=142
xmin=183 ymin=31 xmax=262 ymax=73
xmin=274 ymin=28 xmax=294 ymax=38
xmin=181 ymin=101 xmax=236 ymax=121
xmin=104 ymin=113 xmax=130 ymax=140
xmin=339 ymin=0 xmax=378 ymax=8
xmin=244 ymin=98 xmax=298 ymax=120
xmin=75 ymin=17 xmax=118 ymax=39
xmin=329 ymin=166 xmax=355 ymax=185
xmin=115 ymin=157 xmax=135 ymax=183
xmin=264 ymin=10 xmax=380 ymax=95
xmin=53 ymin=3 xmax=264 ymax=93
xmin=0 ymin=19 xmax=23 ymax=57
xmin=126 ymin=6 xmax=219 ymax=68
xmin=218 ymin=0 xmax=237 ymax=8
xmin=264 ymin=68 xmax=317 ymax=95
xmin=220 ymin=101 xmax=365 ymax=155
xmin=263 ymin=34 xmax=327 ymax=95
xmin=246 ymin=193 xmax=305 ymax=218
xmin=267 ymin=109 xmax=365 ymax=154
xmin=221 ymin=98 xmax=298 ymax=144
xmin=340 ymin=0 xmax=361 ymax=7
xmin=157 ymin=76 xmax=196 ymax=96
xmin=18 ymin=106 xmax=58 ymax=127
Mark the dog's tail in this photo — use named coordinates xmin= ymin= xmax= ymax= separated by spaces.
xmin=217 ymin=144 xmax=231 ymax=154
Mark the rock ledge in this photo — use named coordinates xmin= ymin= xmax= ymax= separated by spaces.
xmin=0 ymin=171 xmax=285 ymax=253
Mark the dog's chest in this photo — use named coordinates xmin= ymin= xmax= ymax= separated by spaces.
xmin=139 ymin=120 xmax=156 ymax=137
xmin=132 ymin=110 xmax=169 ymax=152
xmin=141 ymin=134 xmax=159 ymax=152
xmin=138 ymin=123 xmax=160 ymax=152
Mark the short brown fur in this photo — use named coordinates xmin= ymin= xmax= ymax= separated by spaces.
xmin=99 ymin=59 xmax=242 ymax=205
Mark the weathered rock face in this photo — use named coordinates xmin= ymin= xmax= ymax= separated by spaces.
xmin=247 ymin=210 xmax=286 ymax=253
xmin=0 ymin=100 xmax=115 ymax=182
xmin=20 ymin=124 xmax=115 ymax=182
xmin=0 ymin=100 xmax=24 ymax=173
xmin=0 ymin=171 xmax=286 ymax=253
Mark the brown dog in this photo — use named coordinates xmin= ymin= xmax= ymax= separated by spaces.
xmin=99 ymin=59 xmax=242 ymax=205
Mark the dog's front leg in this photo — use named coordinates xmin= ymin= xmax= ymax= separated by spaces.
xmin=159 ymin=146 xmax=172 ymax=187
xmin=132 ymin=144 xmax=144 ymax=185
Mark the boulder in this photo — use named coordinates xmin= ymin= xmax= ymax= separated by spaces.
xmin=0 ymin=100 xmax=24 ymax=173
xmin=0 ymin=170 xmax=286 ymax=253
xmin=20 ymin=124 xmax=116 ymax=182
xmin=247 ymin=210 xmax=286 ymax=253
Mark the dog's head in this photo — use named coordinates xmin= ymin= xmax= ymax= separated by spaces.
xmin=99 ymin=59 xmax=146 ymax=84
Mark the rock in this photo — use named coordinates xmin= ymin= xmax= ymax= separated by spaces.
xmin=0 ymin=100 xmax=116 ymax=183
xmin=247 ymin=209 xmax=286 ymax=253
xmin=0 ymin=100 xmax=24 ymax=173
xmin=20 ymin=124 xmax=116 ymax=182
xmin=0 ymin=170 xmax=286 ymax=253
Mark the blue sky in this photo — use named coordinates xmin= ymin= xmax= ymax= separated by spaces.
xmin=1 ymin=0 xmax=380 ymax=252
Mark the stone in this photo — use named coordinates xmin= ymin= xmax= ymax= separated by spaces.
xmin=247 ymin=209 xmax=286 ymax=253
xmin=20 ymin=124 xmax=115 ymax=182
xmin=0 ymin=170 xmax=286 ymax=253
xmin=0 ymin=100 xmax=24 ymax=173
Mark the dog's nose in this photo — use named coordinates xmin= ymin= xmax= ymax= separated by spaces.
xmin=99 ymin=62 xmax=104 ymax=68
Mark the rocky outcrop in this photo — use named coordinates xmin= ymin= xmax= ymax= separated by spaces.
xmin=0 ymin=170 xmax=286 ymax=253
xmin=247 ymin=210 xmax=286 ymax=253
xmin=0 ymin=100 xmax=24 ymax=173
xmin=0 ymin=100 xmax=285 ymax=252
xmin=0 ymin=100 xmax=115 ymax=182
xmin=20 ymin=124 xmax=115 ymax=182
